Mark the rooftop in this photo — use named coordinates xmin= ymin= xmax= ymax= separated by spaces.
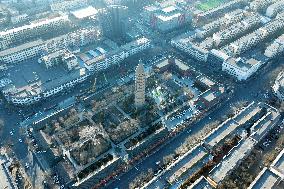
xmin=188 ymin=176 xmax=213 ymax=189
xmin=71 ymin=6 xmax=98 ymax=19
xmin=204 ymin=119 xmax=240 ymax=148
xmin=271 ymin=148 xmax=284 ymax=174
xmin=0 ymin=156 xmax=14 ymax=189
xmin=209 ymin=137 xmax=257 ymax=184
xmin=0 ymin=39 xmax=44 ymax=57
xmin=168 ymin=145 xmax=208 ymax=184
xmin=248 ymin=168 xmax=281 ymax=189
xmin=3 ymin=58 xmax=87 ymax=98
xmin=0 ymin=15 xmax=69 ymax=36
xmin=226 ymin=57 xmax=261 ymax=71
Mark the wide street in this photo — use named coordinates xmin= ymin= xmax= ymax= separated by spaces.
xmin=0 ymin=38 xmax=282 ymax=189
xmin=105 ymin=57 xmax=284 ymax=189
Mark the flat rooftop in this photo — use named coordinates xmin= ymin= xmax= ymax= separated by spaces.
xmin=209 ymin=137 xmax=257 ymax=184
xmin=248 ymin=168 xmax=280 ymax=189
xmin=0 ymin=157 xmax=13 ymax=189
xmin=0 ymin=39 xmax=44 ymax=57
xmin=168 ymin=145 xmax=207 ymax=184
xmin=4 ymin=57 xmax=87 ymax=98
xmin=175 ymin=59 xmax=190 ymax=71
xmin=272 ymin=148 xmax=284 ymax=174
xmin=233 ymin=103 xmax=262 ymax=125
xmin=71 ymin=6 xmax=98 ymax=19
xmin=205 ymin=119 xmax=240 ymax=148
xmin=188 ymin=176 xmax=213 ymax=189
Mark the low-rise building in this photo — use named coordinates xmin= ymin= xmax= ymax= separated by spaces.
xmin=10 ymin=13 xmax=28 ymax=24
xmin=83 ymin=37 xmax=151 ymax=72
xmin=248 ymin=148 xmax=284 ymax=189
xmin=272 ymin=71 xmax=284 ymax=100
xmin=2 ymin=55 xmax=88 ymax=105
xmin=0 ymin=39 xmax=46 ymax=64
xmin=0 ymin=154 xmax=17 ymax=189
xmin=209 ymin=102 xmax=280 ymax=185
xmin=266 ymin=0 xmax=284 ymax=18
xmin=264 ymin=34 xmax=284 ymax=58
xmin=222 ymin=57 xmax=263 ymax=81
xmin=70 ymin=6 xmax=98 ymax=21
xmin=188 ymin=176 xmax=213 ymax=189
xmin=0 ymin=15 xmax=71 ymax=50
xmin=50 ymin=0 xmax=88 ymax=12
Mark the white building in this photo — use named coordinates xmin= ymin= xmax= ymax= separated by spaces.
xmin=83 ymin=37 xmax=151 ymax=72
xmin=40 ymin=50 xmax=64 ymax=69
xmin=10 ymin=13 xmax=28 ymax=24
xmin=50 ymin=0 xmax=88 ymax=12
xmin=212 ymin=14 xmax=262 ymax=48
xmin=62 ymin=51 xmax=79 ymax=71
xmin=171 ymin=35 xmax=209 ymax=62
xmin=266 ymin=0 xmax=284 ymax=18
xmin=272 ymin=71 xmax=284 ymax=101
xmin=142 ymin=5 xmax=191 ymax=32
xmin=264 ymin=34 xmax=284 ymax=58
xmin=40 ymin=50 xmax=79 ymax=71
xmin=0 ymin=15 xmax=70 ymax=50
xmin=222 ymin=57 xmax=263 ymax=81
xmin=45 ymin=27 xmax=102 ymax=52
xmin=0 ymin=39 xmax=46 ymax=64
xmin=70 ymin=6 xmax=98 ymax=20
xmin=226 ymin=16 xmax=284 ymax=56
xmin=250 ymin=0 xmax=277 ymax=12
xmin=3 ymin=68 xmax=89 ymax=105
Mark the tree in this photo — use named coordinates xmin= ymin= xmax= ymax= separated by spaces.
xmin=163 ymin=154 xmax=174 ymax=166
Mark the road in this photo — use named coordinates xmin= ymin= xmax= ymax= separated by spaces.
xmin=104 ymin=58 xmax=284 ymax=189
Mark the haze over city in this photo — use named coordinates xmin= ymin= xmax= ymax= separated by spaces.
xmin=0 ymin=0 xmax=283 ymax=189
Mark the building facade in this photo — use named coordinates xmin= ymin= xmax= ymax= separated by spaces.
xmin=273 ymin=71 xmax=284 ymax=101
xmin=135 ymin=63 xmax=145 ymax=107
xmin=222 ymin=57 xmax=263 ymax=81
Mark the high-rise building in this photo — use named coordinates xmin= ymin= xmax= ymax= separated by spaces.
xmin=135 ymin=63 xmax=146 ymax=107
xmin=99 ymin=5 xmax=129 ymax=41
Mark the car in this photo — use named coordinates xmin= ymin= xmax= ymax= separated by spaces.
xmin=18 ymin=139 xmax=23 ymax=143
xmin=10 ymin=131 xmax=14 ymax=136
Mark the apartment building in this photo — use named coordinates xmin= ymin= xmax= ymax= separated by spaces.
xmin=266 ymin=0 xmax=284 ymax=18
xmin=195 ymin=0 xmax=247 ymax=24
xmin=222 ymin=57 xmax=263 ymax=81
xmin=0 ymin=15 xmax=70 ymax=50
xmin=248 ymin=148 xmax=284 ymax=189
xmin=40 ymin=50 xmax=64 ymax=69
xmin=84 ymin=37 xmax=151 ymax=72
xmin=272 ymin=71 xmax=284 ymax=101
xmin=0 ymin=39 xmax=46 ymax=64
xmin=45 ymin=27 xmax=102 ymax=52
xmin=264 ymin=34 xmax=284 ymax=58
xmin=196 ymin=9 xmax=246 ymax=40
xmin=171 ymin=10 xmax=250 ymax=62
xmin=50 ymin=0 xmax=88 ymax=12
xmin=225 ymin=16 xmax=284 ymax=56
xmin=250 ymin=0 xmax=277 ymax=12
xmin=212 ymin=14 xmax=262 ymax=48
